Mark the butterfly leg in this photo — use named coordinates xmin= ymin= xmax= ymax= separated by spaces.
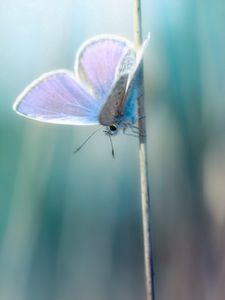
xmin=123 ymin=131 xmax=139 ymax=137
xmin=138 ymin=115 xmax=146 ymax=120
xmin=130 ymin=125 xmax=140 ymax=133
xmin=122 ymin=124 xmax=139 ymax=137
xmin=136 ymin=116 xmax=147 ymax=137
xmin=131 ymin=125 xmax=146 ymax=137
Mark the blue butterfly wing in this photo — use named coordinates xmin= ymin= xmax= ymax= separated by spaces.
xmin=121 ymin=34 xmax=150 ymax=124
xmin=75 ymin=35 xmax=135 ymax=103
xmin=13 ymin=71 xmax=101 ymax=125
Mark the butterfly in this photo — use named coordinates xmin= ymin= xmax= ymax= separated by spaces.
xmin=13 ymin=33 xmax=150 ymax=136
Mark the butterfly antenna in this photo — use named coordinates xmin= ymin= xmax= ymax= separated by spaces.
xmin=73 ymin=126 xmax=102 ymax=154
xmin=108 ymin=134 xmax=115 ymax=158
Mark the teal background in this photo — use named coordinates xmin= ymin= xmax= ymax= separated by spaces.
xmin=1 ymin=0 xmax=225 ymax=299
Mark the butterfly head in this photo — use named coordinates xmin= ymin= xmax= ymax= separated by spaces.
xmin=104 ymin=124 xmax=119 ymax=136
xmin=109 ymin=124 xmax=118 ymax=133
xmin=104 ymin=123 xmax=119 ymax=135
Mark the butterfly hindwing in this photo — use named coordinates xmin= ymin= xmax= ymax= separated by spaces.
xmin=118 ymin=34 xmax=151 ymax=124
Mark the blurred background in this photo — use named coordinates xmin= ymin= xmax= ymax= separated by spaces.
xmin=0 ymin=0 xmax=225 ymax=299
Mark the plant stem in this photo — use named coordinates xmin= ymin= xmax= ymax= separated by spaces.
xmin=133 ymin=1 xmax=155 ymax=300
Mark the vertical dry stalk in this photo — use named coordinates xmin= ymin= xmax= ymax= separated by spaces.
xmin=133 ymin=1 xmax=155 ymax=300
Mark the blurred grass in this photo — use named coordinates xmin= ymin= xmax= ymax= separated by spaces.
xmin=0 ymin=0 xmax=225 ymax=299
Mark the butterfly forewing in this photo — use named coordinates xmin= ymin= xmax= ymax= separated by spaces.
xmin=13 ymin=71 xmax=100 ymax=125
xmin=98 ymin=73 xmax=129 ymax=126
xmin=76 ymin=35 xmax=135 ymax=102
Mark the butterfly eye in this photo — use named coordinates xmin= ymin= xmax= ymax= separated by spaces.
xmin=109 ymin=124 xmax=117 ymax=132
